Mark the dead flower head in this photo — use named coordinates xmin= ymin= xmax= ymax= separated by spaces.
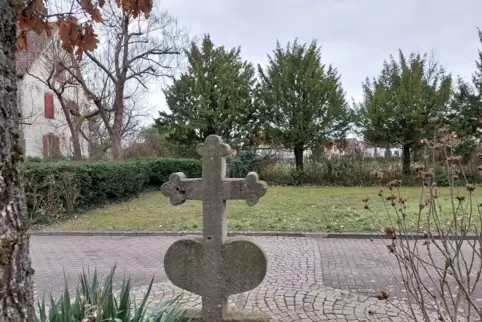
xmin=388 ymin=180 xmax=402 ymax=189
xmin=377 ymin=290 xmax=390 ymax=300
xmin=386 ymin=195 xmax=396 ymax=201
xmin=414 ymin=164 xmax=425 ymax=172
xmin=466 ymin=184 xmax=476 ymax=192
xmin=418 ymin=170 xmax=434 ymax=181
xmin=456 ymin=195 xmax=466 ymax=202
xmin=370 ymin=170 xmax=384 ymax=180
xmin=420 ymin=139 xmax=430 ymax=146
xmin=384 ymin=227 xmax=397 ymax=239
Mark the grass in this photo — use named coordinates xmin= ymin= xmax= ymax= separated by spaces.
xmin=42 ymin=186 xmax=482 ymax=233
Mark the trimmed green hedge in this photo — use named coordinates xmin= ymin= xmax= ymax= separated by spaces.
xmin=24 ymin=157 xmax=201 ymax=221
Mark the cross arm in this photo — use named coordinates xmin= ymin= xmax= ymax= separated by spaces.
xmin=224 ymin=172 xmax=268 ymax=206
xmin=160 ymin=172 xmax=203 ymax=205
xmin=161 ymin=172 xmax=268 ymax=206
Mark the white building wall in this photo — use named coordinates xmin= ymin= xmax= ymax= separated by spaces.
xmin=18 ymin=60 xmax=89 ymax=158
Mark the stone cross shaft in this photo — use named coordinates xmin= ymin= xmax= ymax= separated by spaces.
xmin=161 ymin=135 xmax=268 ymax=322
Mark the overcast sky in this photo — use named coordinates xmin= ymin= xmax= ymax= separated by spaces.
xmin=146 ymin=0 xmax=482 ymax=120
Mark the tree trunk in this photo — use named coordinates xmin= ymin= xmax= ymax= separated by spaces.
xmin=58 ymin=98 xmax=82 ymax=160
xmin=294 ymin=145 xmax=304 ymax=171
xmin=385 ymin=145 xmax=391 ymax=158
xmin=111 ymin=81 xmax=125 ymax=161
xmin=0 ymin=1 xmax=36 ymax=320
xmin=71 ymin=130 xmax=82 ymax=161
xmin=111 ymin=135 xmax=122 ymax=160
xmin=402 ymin=144 xmax=411 ymax=175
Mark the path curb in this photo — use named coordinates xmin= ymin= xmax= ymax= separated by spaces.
xmin=29 ymin=230 xmax=480 ymax=240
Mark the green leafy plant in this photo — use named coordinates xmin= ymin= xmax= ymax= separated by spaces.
xmin=283 ymin=168 xmax=306 ymax=186
xmin=230 ymin=150 xmax=262 ymax=177
xmin=156 ymin=34 xmax=259 ymax=153
xmin=35 ymin=266 xmax=188 ymax=322
xmin=257 ymin=39 xmax=353 ymax=171
xmin=24 ymin=157 xmax=202 ymax=222
xmin=26 ymin=156 xmax=44 ymax=163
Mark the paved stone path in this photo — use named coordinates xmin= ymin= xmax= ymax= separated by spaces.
xmin=31 ymin=235 xmax=478 ymax=321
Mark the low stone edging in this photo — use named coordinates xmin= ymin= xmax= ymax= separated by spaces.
xmin=29 ymin=230 xmax=480 ymax=240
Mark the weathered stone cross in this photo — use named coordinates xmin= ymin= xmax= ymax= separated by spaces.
xmin=161 ymin=135 xmax=269 ymax=322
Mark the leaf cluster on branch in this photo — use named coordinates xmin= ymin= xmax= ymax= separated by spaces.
xmin=15 ymin=0 xmax=153 ymax=59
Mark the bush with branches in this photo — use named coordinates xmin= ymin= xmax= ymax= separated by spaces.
xmin=364 ymin=118 xmax=482 ymax=321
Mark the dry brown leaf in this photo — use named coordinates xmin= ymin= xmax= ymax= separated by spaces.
xmin=45 ymin=22 xmax=53 ymax=37
xmin=16 ymin=0 xmax=150 ymax=59
xmin=75 ymin=47 xmax=84 ymax=61
xmin=16 ymin=31 xmax=29 ymax=50
xmin=92 ymin=9 xmax=103 ymax=22
xmin=34 ymin=0 xmax=47 ymax=16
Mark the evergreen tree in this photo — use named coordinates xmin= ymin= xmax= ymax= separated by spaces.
xmin=357 ymin=50 xmax=452 ymax=174
xmin=448 ymin=29 xmax=482 ymax=158
xmin=257 ymin=39 xmax=352 ymax=170
xmin=156 ymin=35 xmax=258 ymax=153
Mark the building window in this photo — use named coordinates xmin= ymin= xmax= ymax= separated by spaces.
xmin=42 ymin=134 xmax=60 ymax=159
xmin=44 ymin=92 xmax=54 ymax=119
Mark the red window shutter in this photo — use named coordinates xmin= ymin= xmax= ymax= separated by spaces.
xmin=42 ymin=135 xmax=49 ymax=158
xmin=44 ymin=93 xmax=54 ymax=119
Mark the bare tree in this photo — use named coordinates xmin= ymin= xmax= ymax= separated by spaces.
xmin=86 ymin=97 xmax=149 ymax=159
xmin=65 ymin=0 xmax=187 ymax=160
xmin=26 ymin=32 xmax=89 ymax=160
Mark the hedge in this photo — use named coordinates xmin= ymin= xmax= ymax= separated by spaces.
xmin=24 ymin=157 xmax=201 ymax=221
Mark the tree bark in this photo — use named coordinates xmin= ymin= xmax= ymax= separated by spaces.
xmin=58 ymin=98 xmax=82 ymax=160
xmin=0 ymin=1 xmax=36 ymax=320
xmin=402 ymin=144 xmax=411 ymax=175
xmin=294 ymin=145 xmax=304 ymax=171
xmin=70 ymin=130 xmax=82 ymax=160
xmin=111 ymin=81 xmax=125 ymax=161
xmin=110 ymin=15 xmax=130 ymax=161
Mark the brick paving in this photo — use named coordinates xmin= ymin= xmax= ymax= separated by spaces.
xmin=31 ymin=235 xmax=477 ymax=321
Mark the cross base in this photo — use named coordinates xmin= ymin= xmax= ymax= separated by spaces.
xmin=181 ymin=309 xmax=270 ymax=322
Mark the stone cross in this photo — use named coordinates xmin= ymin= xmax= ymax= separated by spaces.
xmin=161 ymin=135 xmax=269 ymax=322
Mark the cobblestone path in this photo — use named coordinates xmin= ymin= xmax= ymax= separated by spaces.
xmin=31 ymin=235 xmax=470 ymax=321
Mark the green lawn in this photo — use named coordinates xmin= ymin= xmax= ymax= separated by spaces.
xmin=43 ymin=186 xmax=482 ymax=233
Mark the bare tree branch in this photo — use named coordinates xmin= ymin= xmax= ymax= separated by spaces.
xmin=85 ymin=51 xmax=117 ymax=84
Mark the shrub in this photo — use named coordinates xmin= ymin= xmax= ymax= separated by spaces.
xmin=230 ymin=150 xmax=262 ymax=177
xmin=26 ymin=156 xmax=44 ymax=163
xmin=283 ymin=168 xmax=306 ymax=186
xmin=24 ymin=157 xmax=202 ymax=222
xmin=35 ymin=266 xmax=187 ymax=322
xmin=134 ymin=157 xmax=202 ymax=187
xmin=365 ymin=130 xmax=482 ymax=321
xmin=259 ymin=155 xmax=482 ymax=187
